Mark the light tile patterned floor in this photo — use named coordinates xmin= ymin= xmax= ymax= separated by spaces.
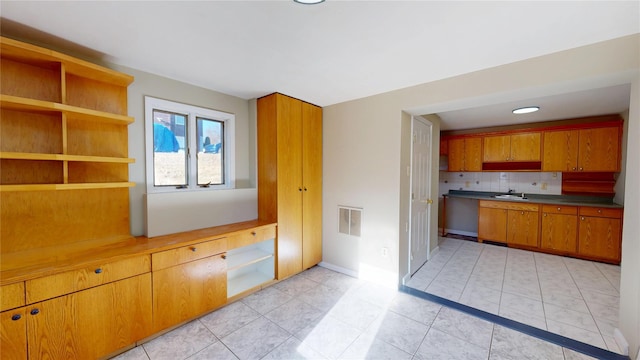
xmin=113 ymin=263 xmax=604 ymax=360
xmin=406 ymin=237 xmax=622 ymax=354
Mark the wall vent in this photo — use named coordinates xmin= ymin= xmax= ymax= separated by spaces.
xmin=339 ymin=206 xmax=362 ymax=237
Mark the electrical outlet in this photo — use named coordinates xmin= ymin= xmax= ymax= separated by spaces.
xmin=381 ymin=247 xmax=388 ymax=258
xmin=541 ymin=182 xmax=548 ymax=190
xmin=465 ymin=181 xmax=470 ymax=187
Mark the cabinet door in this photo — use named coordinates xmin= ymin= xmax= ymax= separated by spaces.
xmin=153 ymin=255 xmax=226 ymax=331
xmin=1 ymin=308 xmax=27 ymax=360
xmin=448 ymin=138 xmax=465 ymax=171
xmin=27 ymin=274 xmax=152 ymax=360
xmin=542 ymin=130 xmax=578 ymax=171
xmin=276 ymin=95 xmax=303 ymax=279
xmin=507 ymin=210 xmax=539 ymax=247
xmin=464 ymin=137 xmax=483 ymax=171
xmin=483 ymin=135 xmax=510 ymax=162
xmin=301 ymin=102 xmax=323 ymax=270
xmin=510 ymin=133 xmax=541 ymax=161
xmin=578 ymin=127 xmax=620 ymax=172
xmin=540 ymin=213 xmax=577 ymax=252
xmin=478 ymin=207 xmax=507 ymax=243
xmin=578 ymin=216 xmax=621 ymax=262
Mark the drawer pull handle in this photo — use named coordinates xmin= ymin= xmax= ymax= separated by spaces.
xmin=191 ymin=247 xmax=197 ymax=252
xmin=572 ymin=167 xmax=576 ymax=171
xmin=30 ymin=309 xmax=40 ymax=316
xmin=544 ymin=213 xmax=547 ymax=217
xmin=579 ymin=167 xmax=584 ymax=171
xmin=597 ymin=209 xmax=602 ymax=213
xmin=11 ymin=314 xmax=21 ymax=321
xmin=221 ymin=254 xmax=227 ymax=260
xmin=581 ymin=216 xmax=585 ymax=221
xmin=251 ymin=231 xmax=257 ymax=236
xmin=557 ymin=207 xmax=561 ymax=211
xmin=94 ymin=268 xmax=103 ymax=274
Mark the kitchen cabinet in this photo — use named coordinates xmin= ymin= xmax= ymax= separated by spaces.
xmin=227 ymin=225 xmax=276 ymax=299
xmin=26 ymin=274 xmax=152 ymax=359
xmin=478 ymin=200 xmax=539 ymax=248
xmin=257 ymin=93 xmax=322 ymax=280
xmin=448 ymin=137 xmax=482 ymax=172
xmin=1 ymin=307 xmax=27 ymax=360
xmin=578 ymin=207 xmax=622 ymax=263
xmin=540 ymin=205 xmax=578 ymax=253
xmin=542 ymin=127 xmax=620 ymax=172
xmin=152 ymin=239 xmax=227 ymax=332
xmin=483 ymin=132 xmax=541 ymax=162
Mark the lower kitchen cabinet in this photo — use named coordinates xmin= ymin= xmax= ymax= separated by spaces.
xmin=507 ymin=208 xmax=539 ymax=247
xmin=152 ymin=253 xmax=227 ymax=331
xmin=1 ymin=307 xmax=27 ymax=360
xmin=478 ymin=206 xmax=507 ymax=243
xmin=26 ymin=273 xmax=152 ymax=360
xmin=540 ymin=205 xmax=578 ymax=253
xmin=578 ymin=207 xmax=622 ymax=263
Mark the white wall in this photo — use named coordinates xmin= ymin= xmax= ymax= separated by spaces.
xmin=322 ymin=34 xmax=639 ymax=350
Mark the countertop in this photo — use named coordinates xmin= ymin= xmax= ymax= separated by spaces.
xmin=444 ymin=190 xmax=623 ymax=209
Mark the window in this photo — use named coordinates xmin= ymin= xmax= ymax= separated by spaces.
xmin=145 ymin=96 xmax=235 ymax=192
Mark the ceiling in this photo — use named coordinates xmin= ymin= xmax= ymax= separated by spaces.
xmin=1 ymin=1 xmax=638 ymax=130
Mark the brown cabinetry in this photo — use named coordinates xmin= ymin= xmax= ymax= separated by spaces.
xmin=152 ymin=239 xmax=227 ymax=332
xmin=542 ymin=127 xmax=620 ymax=172
xmin=483 ymin=132 xmax=541 ymax=162
xmin=507 ymin=207 xmax=539 ymax=247
xmin=478 ymin=200 xmax=539 ymax=248
xmin=257 ymin=93 xmax=322 ymax=280
xmin=1 ymin=307 xmax=27 ymax=360
xmin=540 ymin=205 xmax=578 ymax=253
xmin=448 ymin=137 xmax=482 ymax=172
xmin=478 ymin=206 xmax=507 ymax=243
xmin=578 ymin=207 xmax=622 ymax=262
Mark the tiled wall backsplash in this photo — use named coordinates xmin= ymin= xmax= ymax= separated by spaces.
xmin=439 ymin=171 xmax=563 ymax=196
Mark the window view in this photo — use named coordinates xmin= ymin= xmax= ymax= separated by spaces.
xmin=145 ymin=96 xmax=235 ymax=192
xmin=153 ymin=110 xmax=187 ymax=186
xmin=197 ymin=117 xmax=224 ymax=186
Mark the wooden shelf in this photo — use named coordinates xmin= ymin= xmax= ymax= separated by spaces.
xmin=227 ymin=249 xmax=273 ymax=271
xmin=1 ymin=36 xmax=133 ymax=87
xmin=0 ymin=95 xmax=134 ymax=124
xmin=0 ymin=152 xmax=134 ymax=164
xmin=227 ymin=271 xmax=274 ymax=298
xmin=0 ymin=182 xmax=135 ymax=192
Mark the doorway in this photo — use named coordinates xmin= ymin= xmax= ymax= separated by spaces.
xmin=409 ymin=116 xmax=433 ymax=275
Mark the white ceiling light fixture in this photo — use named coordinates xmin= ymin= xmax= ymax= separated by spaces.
xmin=512 ymin=106 xmax=540 ymax=114
xmin=294 ymin=0 xmax=325 ymax=4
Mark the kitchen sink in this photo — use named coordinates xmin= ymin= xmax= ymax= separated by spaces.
xmin=492 ymin=194 xmax=528 ymax=200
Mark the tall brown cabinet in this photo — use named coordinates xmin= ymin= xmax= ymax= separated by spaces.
xmin=257 ymin=93 xmax=322 ymax=280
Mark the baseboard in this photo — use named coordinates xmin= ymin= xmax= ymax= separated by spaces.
xmin=318 ymin=261 xmax=359 ymax=278
xmin=428 ymin=245 xmax=440 ymax=260
xmin=614 ymin=328 xmax=629 ymax=356
xmin=445 ymin=229 xmax=478 ymax=237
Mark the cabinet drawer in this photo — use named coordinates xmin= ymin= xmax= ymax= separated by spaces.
xmin=579 ymin=207 xmax=622 ymax=219
xmin=1 ymin=282 xmax=25 ymax=311
xmin=542 ymin=205 xmax=578 ymax=215
xmin=152 ymin=238 xmax=227 ymax=271
xmin=26 ymin=255 xmax=150 ymax=304
xmin=227 ymin=226 xmax=276 ymax=250
xmin=479 ymin=200 xmax=539 ymax=212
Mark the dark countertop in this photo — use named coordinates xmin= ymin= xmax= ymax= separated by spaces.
xmin=444 ymin=190 xmax=623 ymax=208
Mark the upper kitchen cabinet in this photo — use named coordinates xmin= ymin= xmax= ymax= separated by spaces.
xmin=257 ymin=93 xmax=322 ymax=280
xmin=543 ymin=126 xmax=621 ymax=172
xmin=483 ymin=132 xmax=541 ymax=162
xmin=448 ymin=137 xmax=482 ymax=172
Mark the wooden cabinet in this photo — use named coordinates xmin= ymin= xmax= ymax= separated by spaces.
xmin=578 ymin=207 xmax=622 ymax=263
xmin=257 ymin=93 xmax=322 ymax=280
xmin=478 ymin=200 xmax=539 ymax=248
xmin=1 ymin=307 xmax=27 ymax=360
xmin=227 ymin=225 xmax=276 ymax=299
xmin=0 ymin=36 xmax=135 ymax=254
xmin=152 ymin=239 xmax=227 ymax=332
xmin=483 ymin=132 xmax=541 ymax=162
xmin=542 ymin=127 xmax=620 ymax=172
xmin=507 ymin=208 xmax=539 ymax=247
xmin=26 ymin=274 xmax=152 ymax=360
xmin=448 ymin=137 xmax=482 ymax=171
xmin=540 ymin=205 xmax=578 ymax=253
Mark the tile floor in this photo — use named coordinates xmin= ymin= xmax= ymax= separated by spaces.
xmin=406 ymin=237 xmax=623 ymax=355
xmin=113 ymin=262 xmax=605 ymax=360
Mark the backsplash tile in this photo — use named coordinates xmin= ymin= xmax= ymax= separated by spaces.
xmin=439 ymin=172 xmax=563 ymax=196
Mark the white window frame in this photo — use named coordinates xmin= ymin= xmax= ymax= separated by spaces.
xmin=144 ymin=96 xmax=235 ymax=193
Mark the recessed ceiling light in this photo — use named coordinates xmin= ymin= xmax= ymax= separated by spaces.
xmin=294 ymin=0 xmax=325 ymax=4
xmin=512 ymin=106 xmax=540 ymax=114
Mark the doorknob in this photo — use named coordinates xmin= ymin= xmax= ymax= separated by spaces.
xmin=421 ymin=199 xmax=433 ymax=204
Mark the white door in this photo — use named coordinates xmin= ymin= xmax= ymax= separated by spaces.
xmin=410 ymin=116 xmax=432 ymax=275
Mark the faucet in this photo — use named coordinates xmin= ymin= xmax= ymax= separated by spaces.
xmin=508 ymin=189 xmax=515 ymax=194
